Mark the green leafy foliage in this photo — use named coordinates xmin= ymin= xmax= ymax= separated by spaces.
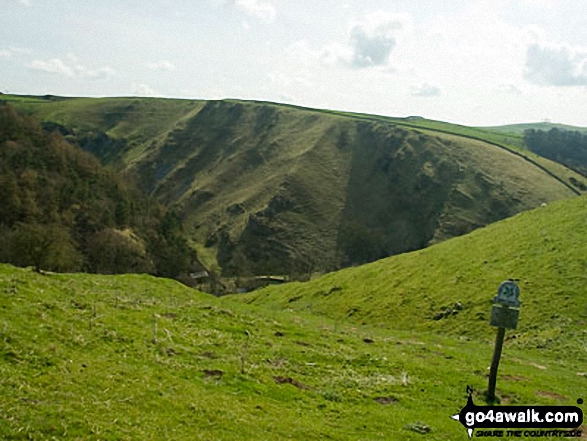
xmin=1 ymin=222 xmax=81 ymax=272
xmin=524 ymin=128 xmax=587 ymax=178
xmin=85 ymin=229 xmax=153 ymax=274
xmin=0 ymin=104 xmax=198 ymax=280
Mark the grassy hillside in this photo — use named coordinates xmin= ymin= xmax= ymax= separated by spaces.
xmin=0 ymin=264 xmax=585 ymax=440
xmin=485 ymin=122 xmax=587 ymax=135
xmin=4 ymin=94 xmax=586 ymax=276
xmin=238 ymin=195 xmax=587 ymax=354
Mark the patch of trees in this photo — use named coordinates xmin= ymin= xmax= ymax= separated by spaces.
xmin=0 ymin=104 xmax=199 ymax=281
xmin=524 ymin=128 xmax=587 ymax=178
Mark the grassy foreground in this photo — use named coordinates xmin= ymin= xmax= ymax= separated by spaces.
xmin=0 ymin=262 xmax=585 ymax=440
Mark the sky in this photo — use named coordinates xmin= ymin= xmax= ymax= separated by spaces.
xmin=1 ymin=0 xmax=587 ymax=127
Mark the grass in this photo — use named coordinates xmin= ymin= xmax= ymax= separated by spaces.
xmin=237 ymin=195 xmax=587 ymax=357
xmin=4 ymin=94 xmax=585 ymax=193
xmin=2 ymin=94 xmax=586 ymax=439
xmin=3 ymin=94 xmax=587 ymax=276
xmin=1 ymin=263 xmax=585 ymax=440
xmin=484 ymin=122 xmax=587 ymax=135
xmin=229 ymin=98 xmax=587 ymax=196
xmin=0 ymin=95 xmax=207 ymax=166
xmin=308 ymin=107 xmax=584 ymax=197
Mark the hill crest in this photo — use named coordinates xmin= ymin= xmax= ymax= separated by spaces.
xmin=3 ymin=94 xmax=586 ymax=276
xmin=238 ymin=194 xmax=587 ymax=351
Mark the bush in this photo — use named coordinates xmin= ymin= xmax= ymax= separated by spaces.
xmin=3 ymin=223 xmax=82 ymax=272
xmin=86 ymin=229 xmax=153 ymax=274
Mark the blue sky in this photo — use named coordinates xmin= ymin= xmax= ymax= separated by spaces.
xmin=2 ymin=0 xmax=587 ymax=126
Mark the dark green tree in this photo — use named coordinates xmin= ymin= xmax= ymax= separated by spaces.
xmin=4 ymin=223 xmax=81 ymax=272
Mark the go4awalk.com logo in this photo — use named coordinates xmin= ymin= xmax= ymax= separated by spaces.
xmin=451 ymin=388 xmax=584 ymax=438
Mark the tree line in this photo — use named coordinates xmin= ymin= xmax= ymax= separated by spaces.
xmin=524 ymin=128 xmax=587 ymax=177
xmin=0 ymin=103 xmax=199 ymax=283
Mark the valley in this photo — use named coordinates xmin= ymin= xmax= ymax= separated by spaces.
xmin=0 ymin=96 xmax=585 ymax=440
xmin=4 ymin=95 xmax=586 ymax=277
xmin=3 ymin=2 xmax=587 ymax=439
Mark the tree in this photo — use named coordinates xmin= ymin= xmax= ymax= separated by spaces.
xmin=0 ymin=171 xmax=21 ymax=226
xmin=524 ymin=128 xmax=587 ymax=177
xmin=4 ymin=223 xmax=81 ymax=272
xmin=0 ymin=103 xmax=202 ymax=284
xmin=86 ymin=228 xmax=153 ymax=274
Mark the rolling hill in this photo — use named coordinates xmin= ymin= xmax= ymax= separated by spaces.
xmin=237 ymin=194 xmax=587 ymax=353
xmin=1 ymin=195 xmax=585 ymax=438
xmin=0 ymin=261 xmax=584 ymax=440
xmin=485 ymin=122 xmax=587 ymax=135
xmin=4 ymin=94 xmax=586 ymax=276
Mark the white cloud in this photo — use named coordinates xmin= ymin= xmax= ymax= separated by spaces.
xmin=8 ymin=46 xmax=33 ymax=55
xmin=131 ymin=83 xmax=158 ymax=96
xmin=29 ymin=57 xmax=116 ymax=79
xmin=520 ymin=0 xmax=558 ymax=9
xmin=29 ymin=58 xmax=75 ymax=76
xmin=0 ymin=46 xmax=33 ymax=58
xmin=348 ymin=12 xmax=410 ymax=68
xmin=78 ymin=66 xmax=116 ymax=80
xmin=525 ymin=42 xmax=587 ymax=86
xmin=147 ymin=60 xmax=176 ymax=71
xmin=319 ymin=11 xmax=411 ymax=70
xmin=319 ymin=42 xmax=353 ymax=66
xmin=199 ymin=87 xmax=226 ymax=100
xmin=282 ymin=40 xmax=324 ymax=69
xmin=520 ymin=25 xmax=546 ymax=46
xmin=180 ymin=87 xmax=225 ymax=100
xmin=410 ymin=82 xmax=441 ymax=97
xmin=268 ymin=71 xmax=312 ymax=89
xmin=234 ymin=0 xmax=276 ymax=23
xmin=416 ymin=2 xmax=532 ymax=93
xmin=15 ymin=0 xmax=31 ymax=6
xmin=277 ymin=93 xmax=296 ymax=103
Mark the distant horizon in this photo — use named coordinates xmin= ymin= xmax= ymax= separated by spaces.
xmin=2 ymin=1 xmax=587 ymax=127
xmin=3 ymin=90 xmax=586 ymax=130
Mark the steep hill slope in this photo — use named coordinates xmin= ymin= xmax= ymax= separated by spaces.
xmin=238 ymin=195 xmax=587 ymax=352
xmin=1 ymin=264 xmax=585 ymax=440
xmin=4 ymin=95 xmax=586 ymax=275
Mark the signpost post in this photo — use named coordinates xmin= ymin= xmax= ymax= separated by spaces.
xmin=487 ymin=280 xmax=521 ymax=402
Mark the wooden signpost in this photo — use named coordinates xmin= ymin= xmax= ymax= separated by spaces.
xmin=487 ymin=280 xmax=521 ymax=402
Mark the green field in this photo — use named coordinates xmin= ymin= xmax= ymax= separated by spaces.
xmin=1 ymin=264 xmax=585 ymax=440
xmin=0 ymin=196 xmax=585 ymax=440
xmin=484 ymin=122 xmax=587 ymax=135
